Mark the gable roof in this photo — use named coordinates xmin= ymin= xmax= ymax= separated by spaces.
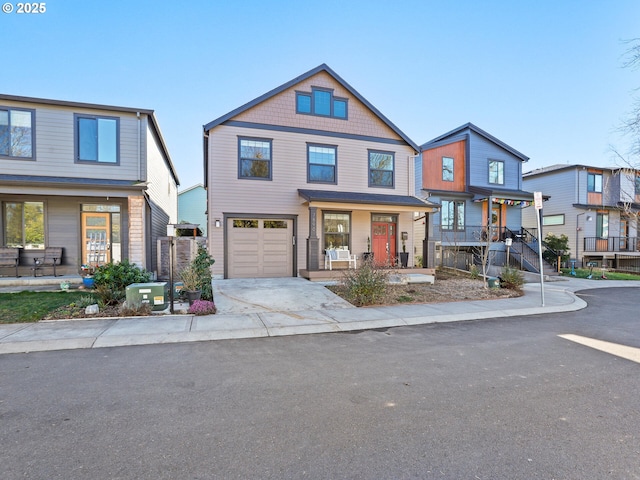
xmin=202 ymin=64 xmax=419 ymax=151
xmin=0 ymin=93 xmax=180 ymax=185
xmin=421 ymin=122 xmax=529 ymax=162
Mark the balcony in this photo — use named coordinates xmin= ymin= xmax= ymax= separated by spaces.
xmin=583 ymin=237 xmax=640 ymax=253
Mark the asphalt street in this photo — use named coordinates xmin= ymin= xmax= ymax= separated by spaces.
xmin=1 ymin=287 xmax=639 ymax=479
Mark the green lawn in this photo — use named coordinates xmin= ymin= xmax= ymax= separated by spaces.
xmin=0 ymin=291 xmax=97 ymax=324
xmin=560 ymin=268 xmax=640 ymax=280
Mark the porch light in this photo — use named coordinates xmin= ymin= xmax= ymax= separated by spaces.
xmin=215 ymin=219 xmax=221 ymax=228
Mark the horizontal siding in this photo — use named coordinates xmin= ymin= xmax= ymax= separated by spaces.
xmin=468 ymin=131 xmax=523 ymax=189
xmin=207 ymin=125 xmax=417 ymax=276
xmin=145 ymin=120 xmax=177 ymax=223
xmin=0 ymin=99 xmax=141 ymax=180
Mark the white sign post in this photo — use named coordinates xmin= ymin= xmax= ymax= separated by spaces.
xmin=534 ymin=191 xmax=545 ymax=306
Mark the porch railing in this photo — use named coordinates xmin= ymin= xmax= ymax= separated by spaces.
xmin=583 ymin=237 xmax=640 ymax=253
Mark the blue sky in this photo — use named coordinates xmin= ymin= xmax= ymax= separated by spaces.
xmin=2 ymin=0 xmax=638 ymax=189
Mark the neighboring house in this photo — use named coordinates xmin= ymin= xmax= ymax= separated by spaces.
xmin=203 ymin=64 xmax=438 ymax=279
xmin=418 ymin=123 xmax=535 ymax=269
xmin=178 ymin=183 xmax=207 ymax=236
xmin=522 ymin=164 xmax=640 ymax=267
xmin=0 ymin=94 xmax=179 ymax=276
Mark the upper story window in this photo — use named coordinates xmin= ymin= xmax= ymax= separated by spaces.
xmin=239 ymin=137 xmax=272 ymax=180
xmin=0 ymin=107 xmax=34 ymax=159
xmin=369 ymin=150 xmax=394 ymax=188
xmin=296 ymin=87 xmax=348 ymax=119
xmin=488 ymin=160 xmax=504 ymax=185
xmin=442 ymin=156 xmax=454 ymax=182
xmin=587 ymin=172 xmax=602 ymax=193
xmin=75 ymin=114 xmax=119 ymax=164
xmin=308 ymin=144 xmax=337 ymax=184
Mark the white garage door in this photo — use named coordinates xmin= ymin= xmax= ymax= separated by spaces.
xmin=227 ymin=218 xmax=293 ymax=278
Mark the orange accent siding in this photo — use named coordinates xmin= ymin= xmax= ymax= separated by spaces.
xmin=422 ymin=140 xmax=466 ymax=191
xmin=587 ymin=192 xmax=602 ymax=205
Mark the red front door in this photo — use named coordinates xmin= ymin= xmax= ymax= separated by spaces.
xmin=372 ymin=222 xmax=397 ymax=266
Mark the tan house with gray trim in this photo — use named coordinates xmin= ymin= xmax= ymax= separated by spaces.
xmin=0 ymin=94 xmax=179 ymax=276
xmin=203 ymin=64 xmax=438 ymax=279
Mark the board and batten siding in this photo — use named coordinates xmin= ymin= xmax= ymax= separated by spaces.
xmin=0 ymin=99 xmax=141 ymax=180
xmin=207 ymin=125 xmax=416 ymax=276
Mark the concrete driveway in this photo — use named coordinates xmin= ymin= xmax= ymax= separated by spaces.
xmin=212 ymin=277 xmax=355 ymax=314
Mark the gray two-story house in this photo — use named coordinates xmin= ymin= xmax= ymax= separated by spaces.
xmin=523 ymin=164 xmax=640 ymax=268
xmin=417 ymin=123 xmax=535 ymax=269
xmin=0 ymin=94 xmax=179 ymax=276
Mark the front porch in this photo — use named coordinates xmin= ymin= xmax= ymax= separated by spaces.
xmin=0 ymin=274 xmax=84 ymax=292
xmin=299 ymin=266 xmax=436 ymax=282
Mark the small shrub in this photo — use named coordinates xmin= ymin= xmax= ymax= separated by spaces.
xmin=93 ymin=259 xmax=152 ymax=305
xmin=500 ymin=266 xmax=524 ymax=290
xmin=119 ymin=300 xmax=153 ymax=316
xmin=75 ymin=295 xmax=98 ymax=308
xmin=188 ymin=299 xmax=217 ymax=315
xmin=469 ymin=264 xmax=480 ymax=279
xmin=340 ymin=259 xmax=389 ymax=306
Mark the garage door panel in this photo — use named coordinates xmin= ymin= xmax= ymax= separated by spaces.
xmin=228 ymin=218 xmax=293 ymax=278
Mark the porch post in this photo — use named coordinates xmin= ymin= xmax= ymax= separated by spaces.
xmin=422 ymin=212 xmax=430 ymax=268
xmin=307 ymin=206 xmax=320 ymax=271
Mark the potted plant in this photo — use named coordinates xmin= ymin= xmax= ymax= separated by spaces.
xmin=363 ymin=236 xmax=373 ymax=262
xmin=399 ymin=236 xmax=409 ymax=268
xmin=80 ymin=264 xmax=95 ymax=288
xmin=179 ymin=265 xmax=202 ymax=305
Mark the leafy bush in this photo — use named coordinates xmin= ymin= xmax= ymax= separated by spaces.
xmin=543 ymin=233 xmax=570 ymax=266
xmin=93 ymin=259 xmax=152 ymax=305
xmin=340 ymin=259 xmax=389 ymax=306
xmin=188 ymin=299 xmax=217 ymax=315
xmin=500 ymin=266 xmax=524 ymax=291
xmin=469 ymin=264 xmax=480 ymax=279
xmin=190 ymin=245 xmax=215 ymax=301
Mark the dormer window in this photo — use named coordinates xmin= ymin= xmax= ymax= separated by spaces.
xmin=296 ymin=87 xmax=348 ymax=119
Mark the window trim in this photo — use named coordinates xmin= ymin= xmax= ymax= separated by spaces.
xmin=3 ymin=200 xmax=45 ymax=249
xmin=74 ymin=113 xmax=120 ymax=165
xmin=368 ymin=149 xmax=395 ymax=188
xmin=442 ymin=156 xmax=454 ymax=182
xmin=322 ymin=211 xmax=351 ymax=251
xmin=542 ymin=214 xmax=565 ymax=226
xmin=587 ymin=172 xmax=603 ymax=193
xmin=440 ymin=199 xmax=465 ymax=231
xmin=237 ymin=136 xmax=273 ymax=181
xmin=307 ymin=143 xmax=337 ymax=184
xmin=0 ymin=106 xmax=36 ymax=160
xmin=295 ymin=87 xmax=348 ymax=120
xmin=488 ymin=159 xmax=504 ymax=185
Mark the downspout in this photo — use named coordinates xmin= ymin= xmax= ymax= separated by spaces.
xmin=136 ymin=112 xmax=141 ymax=180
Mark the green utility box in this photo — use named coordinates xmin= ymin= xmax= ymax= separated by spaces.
xmin=487 ymin=277 xmax=500 ymax=288
xmin=125 ymin=282 xmax=168 ymax=311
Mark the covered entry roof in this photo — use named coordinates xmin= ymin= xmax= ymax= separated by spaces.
xmin=298 ymin=189 xmax=439 ymax=212
xmin=468 ymin=186 xmax=540 ymax=206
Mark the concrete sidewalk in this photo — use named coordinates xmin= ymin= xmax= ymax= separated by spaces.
xmin=1 ymin=277 xmax=638 ymax=355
